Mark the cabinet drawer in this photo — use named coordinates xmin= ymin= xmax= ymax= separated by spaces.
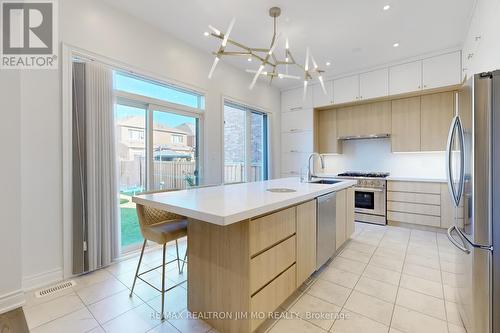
xmin=387 ymin=191 xmax=441 ymax=205
xmin=388 ymin=201 xmax=441 ymax=217
xmin=250 ymin=236 xmax=296 ymax=294
xmin=387 ymin=181 xmax=441 ymax=194
xmin=250 ymin=264 xmax=296 ymax=332
xmin=388 ymin=211 xmax=440 ymax=227
xmin=250 ymin=207 xmax=296 ymax=256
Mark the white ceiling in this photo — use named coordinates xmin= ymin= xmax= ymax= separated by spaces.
xmin=101 ymin=0 xmax=475 ymax=88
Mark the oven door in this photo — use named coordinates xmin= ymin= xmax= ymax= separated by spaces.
xmin=354 ymin=187 xmax=386 ymax=216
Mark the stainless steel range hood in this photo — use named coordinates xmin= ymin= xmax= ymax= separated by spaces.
xmin=338 ymin=133 xmax=391 ymax=140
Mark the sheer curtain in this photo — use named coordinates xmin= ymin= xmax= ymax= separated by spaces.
xmin=84 ymin=62 xmax=120 ymax=270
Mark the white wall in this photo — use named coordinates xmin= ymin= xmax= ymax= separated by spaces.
xmin=0 ymin=72 xmax=24 ymax=312
xmin=462 ymin=0 xmax=500 ymax=76
xmin=19 ymin=0 xmax=281 ymax=289
xmin=323 ymin=139 xmax=446 ymax=179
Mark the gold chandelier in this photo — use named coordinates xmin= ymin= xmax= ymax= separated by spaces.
xmin=206 ymin=7 xmax=327 ymax=98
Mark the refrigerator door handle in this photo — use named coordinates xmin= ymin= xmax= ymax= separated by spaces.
xmin=447 ymin=226 xmax=471 ymax=254
xmin=446 ymin=114 xmax=465 ymax=207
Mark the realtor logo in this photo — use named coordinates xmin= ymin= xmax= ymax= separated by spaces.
xmin=1 ymin=0 xmax=58 ymax=69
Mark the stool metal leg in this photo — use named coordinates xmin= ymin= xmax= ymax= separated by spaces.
xmin=175 ymin=239 xmax=181 ymax=274
xmin=180 ymin=245 xmax=187 ymax=274
xmin=161 ymin=243 xmax=166 ymax=321
xmin=130 ymin=239 xmax=147 ymax=297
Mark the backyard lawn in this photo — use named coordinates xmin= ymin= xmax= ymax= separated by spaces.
xmin=120 ymin=193 xmax=143 ymax=247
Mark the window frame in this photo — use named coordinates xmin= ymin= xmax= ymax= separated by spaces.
xmin=222 ymin=99 xmax=270 ymax=184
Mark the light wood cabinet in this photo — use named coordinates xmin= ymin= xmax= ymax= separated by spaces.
xmin=420 ymin=92 xmax=455 ymax=151
xmin=389 ymin=61 xmax=422 ymax=95
xmin=422 ymin=51 xmax=462 ymax=89
xmin=249 ymin=207 xmax=296 ymax=256
xmin=391 ymin=96 xmax=421 ymax=152
xmin=336 ymin=101 xmax=391 ymax=139
xmin=312 ymin=81 xmax=333 ymax=107
xmin=387 ymin=180 xmax=454 ymax=229
xmin=360 ymin=68 xmax=389 ymax=100
xmin=296 ymin=200 xmax=317 ymax=286
xmin=335 ymin=189 xmax=347 ymax=250
xmin=345 ymin=187 xmax=355 ymax=239
xmin=334 ymin=75 xmax=360 ymax=104
xmin=315 ymin=109 xmax=341 ymax=154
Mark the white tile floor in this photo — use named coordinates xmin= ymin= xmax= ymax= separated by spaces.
xmin=23 ymin=223 xmax=466 ymax=333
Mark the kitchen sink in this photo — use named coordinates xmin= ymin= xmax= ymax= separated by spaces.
xmin=309 ymin=179 xmax=341 ymax=185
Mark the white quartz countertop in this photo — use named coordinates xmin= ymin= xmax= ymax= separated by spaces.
xmin=132 ymin=177 xmax=356 ymax=226
xmin=386 ymin=176 xmax=447 ymax=183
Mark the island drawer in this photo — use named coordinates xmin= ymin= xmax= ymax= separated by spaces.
xmin=250 ymin=264 xmax=296 ymax=332
xmin=249 ymin=207 xmax=296 ymax=256
xmin=250 ymin=235 xmax=296 ymax=294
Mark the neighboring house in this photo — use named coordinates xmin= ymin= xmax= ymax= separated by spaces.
xmin=116 ymin=116 xmax=196 ymax=161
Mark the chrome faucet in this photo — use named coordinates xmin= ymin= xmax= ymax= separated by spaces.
xmin=307 ymin=153 xmax=325 ymax=181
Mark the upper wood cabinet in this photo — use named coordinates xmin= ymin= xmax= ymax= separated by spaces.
xmin=420 ymin=92 xmax=455 ymax=151
xmin=337 ymin=101 xmax=391 ymax=138
xmin=391 ymin=96 xmax=421 ymax=152
xmin=296 ymin=200 xmax=317 ymax=286
xmin=422 ymin=52 xmax=462 ymax=89
xmin=312 ymin=81 xmax=333 ymax=107
xmin=389 ymin=61 xmax=422 ymax=95
xmin=333 ymin=75 xmax=359 ymax=104
xmin=281 ymin=86 xmax=312 ymax=112
xmin=315 ymin=109 xmax=341 ymax=154
xmin=359 ymin=68 xmax=389 ymax=100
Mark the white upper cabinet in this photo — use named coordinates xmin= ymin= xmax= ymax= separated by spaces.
xmin=422 ymin=51 xmax=462 ymax=89
xmin=281 ymin=132 xmax=314 ymax=153
xmin=312 ymin=81 xmax=333 ymax=107
xmin=389 ymin=61 xmax=422 ymax=95
xmin=333 ymin=75 xmax=359 ymax=104
xmin=359 ymin=68 xmax=389 ymax=100
xmin=312 ymin=81 xmax=333 ymax=108
xmin=281 ymin=109 xmax=314 ymax=133
xmin=281 ymin=86 xmax=313 ymax=112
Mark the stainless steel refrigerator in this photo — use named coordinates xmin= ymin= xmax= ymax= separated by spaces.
xmin=445 ymin=71 xmax=500 ymax=333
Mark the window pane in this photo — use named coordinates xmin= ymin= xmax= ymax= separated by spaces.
xmin=152 ymin=110 xmax=198 ymax=190
xmin=115 ymin=104 xmax=146 ymax=248
xmin=250 ymin=112 xmax=267 ymax=181
xmin=224 ymin=104 xmax=247 ymax=183
xmin=115 ymin=72 xmax=203 ymax=109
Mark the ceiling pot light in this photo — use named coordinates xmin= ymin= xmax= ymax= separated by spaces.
xmin=247 ymin=57 xmax=252 ymax=62
xmin=326 ymin=62 xmax=331 ymax=66
xmin=393 ymin=42 xmax=399 ymax=47
xmin=203 ymin=31 xmax=210 ymax=37
xmin=383 ymin=4 xmax=391 ymax=10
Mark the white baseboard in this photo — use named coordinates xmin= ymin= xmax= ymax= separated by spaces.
xmin=0 ymin=289 xmax=25 ymax=314
xmin=22 ymin=268 xmax=63 ymax=291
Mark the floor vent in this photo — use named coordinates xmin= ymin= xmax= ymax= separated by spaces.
xmin=35 ymin=280 xmax=76 ymax=298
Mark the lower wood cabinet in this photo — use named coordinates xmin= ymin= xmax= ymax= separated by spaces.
xmin=296 ymin=200 xmax=317 ymax=286
xmin=387 ymin=180 xmax=456 ymax=228
xmin=335 ymin=188 xmax=355 ymax=250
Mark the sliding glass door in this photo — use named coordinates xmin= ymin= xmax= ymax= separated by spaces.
xmin=224 ymin=101 xmax=268 ymax=183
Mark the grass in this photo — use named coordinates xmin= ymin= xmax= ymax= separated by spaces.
xmin=120 ymin=207 xmax=143 ymax=247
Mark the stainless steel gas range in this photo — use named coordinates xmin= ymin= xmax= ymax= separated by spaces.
xmin=336 ymin=172 xmax=389 ymax=225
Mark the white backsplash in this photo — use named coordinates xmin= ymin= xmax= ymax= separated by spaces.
xmin=322 ymin=138 xmax=446 ymax=179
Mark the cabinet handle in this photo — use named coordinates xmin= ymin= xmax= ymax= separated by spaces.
xmin=290 ymin=106 xmax=303 ymax=111
xmin=424 ymin=85 xmax=427 ymax=88
xmin=418 ymin=85 xmax=421 ymax=89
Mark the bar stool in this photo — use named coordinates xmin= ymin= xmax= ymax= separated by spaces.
xmin=129 ymin=189 xmax=188 ymax=321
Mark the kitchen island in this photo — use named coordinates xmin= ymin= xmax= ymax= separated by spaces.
xmin=133 ymin=177 xmax=355 ymax=332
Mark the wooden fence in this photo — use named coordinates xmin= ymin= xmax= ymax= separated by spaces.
xmin=119 ymin=158 xmax=263 ymax=191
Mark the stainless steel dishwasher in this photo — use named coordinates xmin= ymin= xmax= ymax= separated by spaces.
xmin=316 ymin=192 xmax=336 ymax=270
